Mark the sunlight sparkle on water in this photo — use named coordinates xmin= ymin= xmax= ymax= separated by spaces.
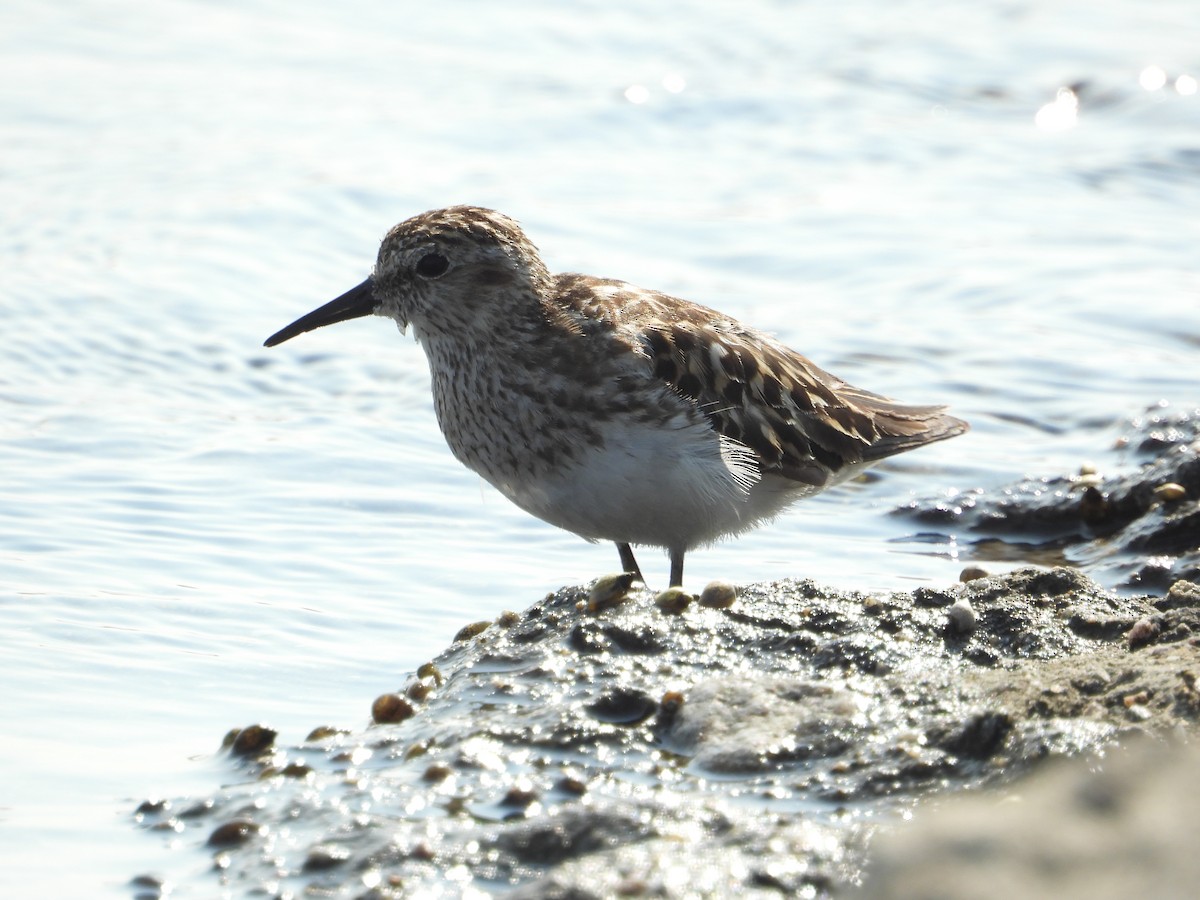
xmin=624 ymin=84 xmax=650 ymax=104
xmin=1139 ymin=65 xmax=1167 ymax=91
xmin=1035 ymin=87 xmax=1078 ymax=132
xmin=662 ymin=72 xmax=686 ymax=93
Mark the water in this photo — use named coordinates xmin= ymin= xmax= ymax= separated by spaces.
xmin=1 ymin=0 xmax=1197 ymax=894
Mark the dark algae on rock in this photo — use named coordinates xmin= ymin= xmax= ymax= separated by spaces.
xmin=133 ymin=567 xmax=1200 ymax=897
xmin=900 ymin=404 xmax=1200 ymax=589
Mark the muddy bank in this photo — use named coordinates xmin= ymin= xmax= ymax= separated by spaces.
xmin=133 ymin=568 xmax=1200 ymax=897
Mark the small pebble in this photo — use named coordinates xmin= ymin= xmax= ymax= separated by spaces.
xmin=588 ymin=572 xmax=636 ymax=612
xmin=453 ymin=620 xmax=491 ymax=642
xmin=409 ymin=841 xmax=436 ymax=861
xmin=958 ymin=565 xmax=989 ymax=583
xmin=422 ymin=763 xmax=453 ymax=783
xmin=617 ymin=878 xmax=651 ymax=896
xmin=228 ymin=725 xmax=277 ymax=758
xmin=554 ymin=774 xmax=588 ymax=796
xmin=1122 ymin=690 xmax=1151 ymax=708
xmin=303 ymin=844 xmax=352 ymax=871
xmin=1079 ymin=485 xmax=1111 ymax=524
xmin=207 ymin=819 xmax=261 ymax=847
xmin=304 ymin=726 xmax=345 ymax=742
xmin=1154 ymin=482 xmax=1187 ymax=502
xmin=417 ymin=662 xmax=443 ymax=685
xmin=1126 ymin=704 xmax=1153 ymax=722
xmin=698 ymin=580 xmax=738 ymax=608
xmin=176 ymin=799 xmax=214 ymax=819
xmin=1127 ymin=617 xmax=1161 ymax=650
xmin=660 ymin=690 xmax=685 ymax=713
xmin=946 ymin=599 xmax=978 ymax=634
xmin=405 ymin=680 xmax=432 ymax=702
xmin=371 ymin=693 xmax=415 ymax=724
xmin=501 ymin=781 xmax=539 ymax=808
xmin=403 ymin=741 xmax=431 ymax=760
xmin=654 ymin=587 xmax=693 ymax=614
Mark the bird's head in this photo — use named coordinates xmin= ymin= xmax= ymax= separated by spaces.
xmin=264 ymin=206 xmax=550 ymax=349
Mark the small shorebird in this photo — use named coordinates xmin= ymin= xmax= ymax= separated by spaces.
xmin=266 ymin=206 xmax=967 ymax=587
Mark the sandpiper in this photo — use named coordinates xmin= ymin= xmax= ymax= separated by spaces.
xmin=266 ymin=206 xmax=967 ymax=587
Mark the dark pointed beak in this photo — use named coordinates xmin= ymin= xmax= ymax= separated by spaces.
xmin=263 ymin=277 xmax=377 ymax=347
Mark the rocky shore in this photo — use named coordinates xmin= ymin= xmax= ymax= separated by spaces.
xmin=133 ymin=566 xmax=1199 ymax=898
xmin=133 ymin=407 xmax=1199 ymax=897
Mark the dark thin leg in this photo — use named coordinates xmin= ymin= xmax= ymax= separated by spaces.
xmin=669 ymin=550 xmax=684 ymax=588
xmin=616 ymin=542 xmax=645 ymax=583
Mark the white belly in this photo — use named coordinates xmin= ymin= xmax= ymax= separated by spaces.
xmin=490 ymin=413 xmax=814 ymax=554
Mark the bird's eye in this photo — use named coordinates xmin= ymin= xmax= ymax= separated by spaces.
xmin=415 ymin=252 xmax=450 ymax=279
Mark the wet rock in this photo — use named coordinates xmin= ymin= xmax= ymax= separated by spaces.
xmin=585 ymin=687 xmax=658 ymax=725
xmin=273 ymin=761 xmax=313 ymax=779
xmin=665 ymin=678 xmax=857 ymax=772
xmin=597 ymin=622 xmax=667 ymax=655
xmin=1127 ymin=617 xmax=1162 ymax=650
xmin=811 ymin=633 xmax=891 ymax=674
xmin=501 ymin=780 xmax=541 ymax=810
xmin=567 ymin=620 xmax=609 ymax=655
xmin=698 ymin=580 xmax=738 ymax=608
xmin=417 ymin=661 xmax=444 ymax=685
xmin=899 ymin=404 xmax=1200 ymax=589
xmin=405 ymin=680 xmax=433 ymax=702
xmin=959 ymin=565 xmax=989 ymax=582
xmin=937 ymin=712 xmax=1013 ymax=760
xmin=371 ymin=693 xmax=414 ymax=724
xmin=653 ymin=587 xmax=692 ymax=614
xmin=946 ymin=599 xmax=978 ymax=634
xmin=587 ymin=573 xmax=637 ymax=612
xmin=206 ymin=819 xmax=261 ymax=847
xmin=137 ymin=568 xmax=1200 ymax=897
xmin=302 ymin=843 xmax=351 ymax=871
xmin=304 ymin=725 xmax=345 ymax=742
xmin=454 ymin=620 xmax=492 ymax=642
xmin=495 ymin=805 xmax=652 ymax=865
xmin=554 ymin=774 xmax=588 ymax=797
xmin=134 ymin=799 xmax=169 ymax=816
xmin=129 ymin=873 xmax=165 ymax=900
xmin=912 ymin=586 xmax=956 ymax=608
xmin=422 ymin=762 xmax=452 ymax=783
xmin=226 ymin=725 xmax=276 ymax=758
xmin=1153 ymin=482 xmax=1187 ymax=502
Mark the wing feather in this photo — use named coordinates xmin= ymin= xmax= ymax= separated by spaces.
xmin=548 ymin=275 xmax=968 ymax=486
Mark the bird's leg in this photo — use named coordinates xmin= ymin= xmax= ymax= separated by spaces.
xmin=669 ymin=550 xmax=685 ymax=588
xmin=616 ymin=542 xmax=645 ymax=583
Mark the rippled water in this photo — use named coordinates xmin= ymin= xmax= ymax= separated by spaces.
xmin=2 ymin=0 xmax=1198 ymax=894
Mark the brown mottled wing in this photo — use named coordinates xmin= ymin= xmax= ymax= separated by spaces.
xmin=637 ymin=315 xmax=968 ymax=485
xmin=546 ymin=275 xmax=967 ymax=486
